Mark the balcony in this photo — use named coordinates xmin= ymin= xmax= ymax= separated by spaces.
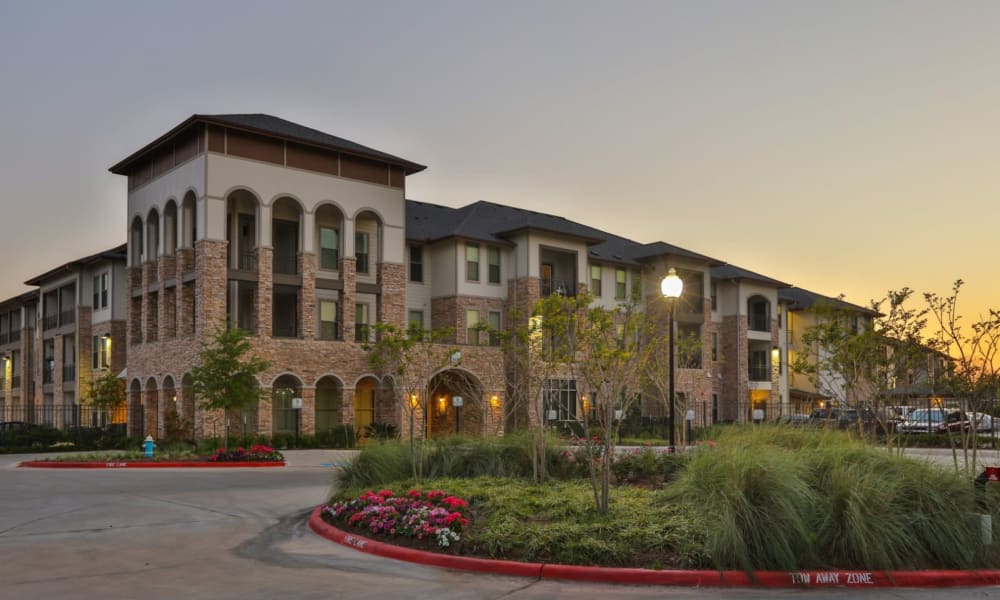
xmin=748 ymin=313 xmax=770 ymax=332
xmin=9 ymin=329 xmax=20 ymax=343
xmin=273 ymin=254 xmax=299 ymax=276
xmin=236 ymin=251 xmax=258 ymax=272
xmin=541 ymin=279 xmax=576 ymax=298
xmin=60 ymin=309 xmax=75 ymax=327
xmin=0 ymin=333 xmax=7 ymax=345
xmin=43 ymin=364 xmax=54 ymax=384
xmin=43 ymin=314 xmax=58 ymax=330
xmin=63 ymin=365 xmax=76 ymax=382
xmin=749 ymin=365 xmax=771 ymax=382
xmin=11 ymin=375 xmax=20 ymax=389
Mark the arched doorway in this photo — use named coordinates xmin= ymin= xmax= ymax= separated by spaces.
xmin=144 ymin=377 xmax=159 ymax=439
xmin=427 ymin=369 xmax=485 ymax=437
xmin=271 ymin=374 xmax=302 ymax=435
xmin=315 ymin=376 xmax=343 ymax=433
xmin=354 ymin=377 xmax=377 ymax=433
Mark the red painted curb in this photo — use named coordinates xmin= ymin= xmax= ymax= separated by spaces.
xmin=18 ymin=460 xmax=285 ymax=469
xmin=308 ymin=505 xmax=1000 ymax=588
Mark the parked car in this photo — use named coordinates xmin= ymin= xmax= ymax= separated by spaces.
xmin=808 ymin=408 xmax=878 ymax=432
xmin=899 ymin=408 xmax=970 ymax=434
xmin=778 ymin=414 xmax=812 ymax=427
xmin=966 ymin=412 xmax=994 ymax=433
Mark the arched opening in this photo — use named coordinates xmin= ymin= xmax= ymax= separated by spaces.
xmin=161 ymin=375 xmax=185 ymax=442
xmin=144 ymin=377 xmax=159 ymax=439
xmin=427 ymin=369 xmax=485 ymax=437
xmin=163 ymin=201 xmax=177 ymax=255
xmin=353 ymin=210 xmax=382 ymax=278
xmin=315 ymin=204 xmax=344 ymax=271
xmin=227 ymin=190 xmax=259 ymax=271
xmin=181 ymin=191 xmax=197 ymax=249
xmin=354 ymin=377 xmax=377 ymax=432
xmin=748 ymin=295 xmax=771 ymax=332
xmin=180 ymin=373 xmax=195 ymax=425
xmin=129 ymin=216 xmax=144 ymax=266
xmin=271 ymin=196 xmax=303 ymax=275
xmin=128 ymin=379 xmax=142 ymax=437
xmin=271 ymin=374 xmax=302 ymax=435
xmin=146 ymin=208 xmax=160 ymax=262
xmin=315 ymin=376 xmax=343 ymax=433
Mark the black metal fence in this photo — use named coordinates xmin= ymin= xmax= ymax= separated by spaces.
xmin=2 ymin=404 xmax=129 ymax=431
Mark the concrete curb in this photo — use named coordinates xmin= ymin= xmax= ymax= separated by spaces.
xmin=308 ymin=505 xmax=1000 ymax=588
xmin=18 ymin=460 xmax=285 ymax=469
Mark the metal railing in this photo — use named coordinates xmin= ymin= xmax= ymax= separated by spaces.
xmin=541 ymin=279 xmax=575 ymax=297
xmin=748 ymin=313 xmax=770 ymax=332
xmin=63 ymin=365 xmax=76 ymax=382
xmin=60 ymin=309 xmax=76 ymax=327
xmin=43 ymin=314 xmax=58 ymax=330
xmin=749 ymin=365 xmax=771 ymax=382
xmin=236 ymin=251 xmax=258 ymax=272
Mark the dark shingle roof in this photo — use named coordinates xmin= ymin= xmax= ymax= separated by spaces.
xmin=110 ymin=113 xmax=426 ymax=175
xmin=405 ymin=200 xmax=723 ymax=267
xmin=778 ymin=286 xmax=877 ymax=315
xmin=24 ymin=244 xmax=127 ymax=286
xmin=712 ymin=264 xmax=790 ymax=288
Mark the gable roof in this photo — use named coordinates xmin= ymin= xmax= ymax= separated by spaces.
xmin=24 ymin=244 xmax=127 ymax=286
xmin=778 ymin=286 xmax=877 ymax=315
xmin=109 ymin=113 xmax=426 ymax=175
xmin=712 ymin=264 xmax=790 ymax=288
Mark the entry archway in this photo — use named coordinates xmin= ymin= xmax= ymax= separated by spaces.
xmin=427 ymin=369 xmax=485 ymax=437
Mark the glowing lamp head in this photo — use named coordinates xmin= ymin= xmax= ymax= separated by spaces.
xmin=660 ymin=268 xmax=683 ymax=299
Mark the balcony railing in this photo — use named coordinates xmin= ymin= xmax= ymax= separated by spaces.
xmin=273 ymin=254 xmax=299 ymax=275
xmin=319 ymin=321 xmax=342 ymax=341
xmin=43 ymin=364 xmax=54 ymax=384
xmin=0 ymin=332 xmax=7 ymax=345
xmin=236 ymin=251 xmax=258 ymax=272
xmin=11 ymin=375 xmax=20 ymax=389
xmin=9 ymin=329 xmax=20 ymax=343
xmin=60 ymin=309 xmax=76 ymax=327
xmin=749 ymin=365 xmax=771 ymax=382
xmin=63 ymin=365 xmax=76 ymax=382
xmin=541 ymin=279 xmax=575 ymax=297
xmin=43 ymin=314 xmax=58 ymax=330
xmin=748 ymin=314 xmax=770 ymax=332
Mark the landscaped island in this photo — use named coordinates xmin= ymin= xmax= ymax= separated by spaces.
xmin=19 ymin=444 xmax=285 ymax=468
xmin=321 ymin=427 xmax=1000 ymax=572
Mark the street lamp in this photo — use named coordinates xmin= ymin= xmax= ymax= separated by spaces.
xmin=660 ymin=268 xmax=683 ymax=452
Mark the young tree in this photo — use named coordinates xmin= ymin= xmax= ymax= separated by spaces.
xmin=86 ymin=368 xmax=126 ymax=409
xmin=366 ymin=323 xmax=458 ymax=482
xmin=925 ymin=280 xmax=1000 ymax=473
xmin=793 ymin=289 xmax=928 ymax=449
xmin=189 ymin=325 xmax=270 ymax=449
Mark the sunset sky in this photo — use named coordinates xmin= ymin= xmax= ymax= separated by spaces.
xmin=1 ymin=1 xmax=997 ymax=329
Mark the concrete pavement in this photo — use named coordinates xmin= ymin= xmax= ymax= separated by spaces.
xmin=2 ymin=449 xmax=1000 ymax=599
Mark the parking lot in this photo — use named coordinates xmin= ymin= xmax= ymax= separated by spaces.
xmin=2 ymin=450 xmax=1000 ymax=600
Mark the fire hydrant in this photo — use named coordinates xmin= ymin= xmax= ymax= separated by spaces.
xmin=143 ymin=435 xmax=156 ymax=458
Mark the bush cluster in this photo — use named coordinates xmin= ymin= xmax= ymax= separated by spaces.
xmin=208 ymin=444 xmax=284 ymax=462
xmin=0 ymin=425 xmax=133 ymax=454
xmin=324 ymin=489 xmax=470 ymax=548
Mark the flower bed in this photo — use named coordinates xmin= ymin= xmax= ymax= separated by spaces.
xmin=208 ymin=444 xmax=284 ymax=462
xmin=322 ymin=489 xmax=470 ymax=549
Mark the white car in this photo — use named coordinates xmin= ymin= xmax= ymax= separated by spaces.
xmin=967 ymin=412 xmax=994 ymax=433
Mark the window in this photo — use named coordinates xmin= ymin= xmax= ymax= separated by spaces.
xmin=712 ymin=394 xmax=718 ymax=423
xmin=466 ymin=243 xmax=480 ymax=281
xmin=319 ymin=300 xmax=340 ymax=340
xmin=355 ymin=303 xmax=369 ymax=342
xmin=43 ymin=340 xmax=54 ymax=384
xmin=91 ymin=335 xmax=110 ymax=370
xmin=92 ymin=276 xmax=100 ymax=310
xmin=407 ymin=310 xmax=424 ymax=331
xmin=710 ymin=281 xmax=717 ymax=311
xmin=466 ymin=309 xmax=480 ymax=345
xmin=487 ymin=247 xmax=501 ymax=284
xmin=320 ymin=227 xmax=339 ymax=270
xmin=488 ymin=311 xmax=501 ymax=346
xmin=631 ymin=271 xmax=642 ymax=300
xmin=92 ymin=336 xmax=99 ymax=369
xmin=355 ymin=232 xmax=369 ymax=274
xmin=711 ymin=332 xmax=719 ymax=362
xmin=543 ymin=379 xmax=578 ymax=421
xmin=615 ymin=269 xmax=626 ymax=300
xmin=409 ymin=246 xmax=423 ymax=282
xmin=590 ymin=265 xmax=602 ymax=297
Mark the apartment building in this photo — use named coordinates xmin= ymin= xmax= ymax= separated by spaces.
xmin=0 ymin=246 xmax=127 ymax=426
xmin=3 ymin=112 xmax=887 ymax=440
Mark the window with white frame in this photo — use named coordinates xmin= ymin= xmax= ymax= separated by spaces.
xmin=615 ymin=269 xmax=626 ymax=300
xmin=487 ymin=247 xmax=500 ymax=284
xmin=590 ymin=265 xmax=602 ymax=297
xmin=543 ymin=379 xmax=578 ymax=421
xmin=466 ymin=243 xmax=480 ymax=282
xmin=319 ymin=299 xmax=340 ymax=340
xmin=409 ymin=246 xmax=423 ymax=282
xmin=466 ymin=309 xmax=480 ymax=345
xmin=320 ymin=227 xmax=339 ymax=270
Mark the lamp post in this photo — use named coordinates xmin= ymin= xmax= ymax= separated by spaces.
xmin=660 ymin=268 xmax=683 ymax=452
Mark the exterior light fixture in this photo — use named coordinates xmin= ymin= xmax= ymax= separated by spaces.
xmin=660 ymin=267 xmax=683 ymax=452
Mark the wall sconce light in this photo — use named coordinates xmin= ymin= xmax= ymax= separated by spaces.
xmin=410 ymin=394 xmax=419 ymax=408
xmin=490 ymin=395 xmax=499 ymax=408
xmin=438 ymin=396 xmax=448 ymax=415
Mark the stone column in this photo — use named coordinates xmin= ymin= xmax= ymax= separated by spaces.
xmin=300 ymin=387 xmax=316 ymax=435
xmin=195 ymin=240 xmax=228 ymax=339
xmin=256 ymin=247 xmax=273 ymax=337
xmin=299 ymin=252 xmax=317 ymax=340
xmin=340 ymin=257 xmax=356 ymax=342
